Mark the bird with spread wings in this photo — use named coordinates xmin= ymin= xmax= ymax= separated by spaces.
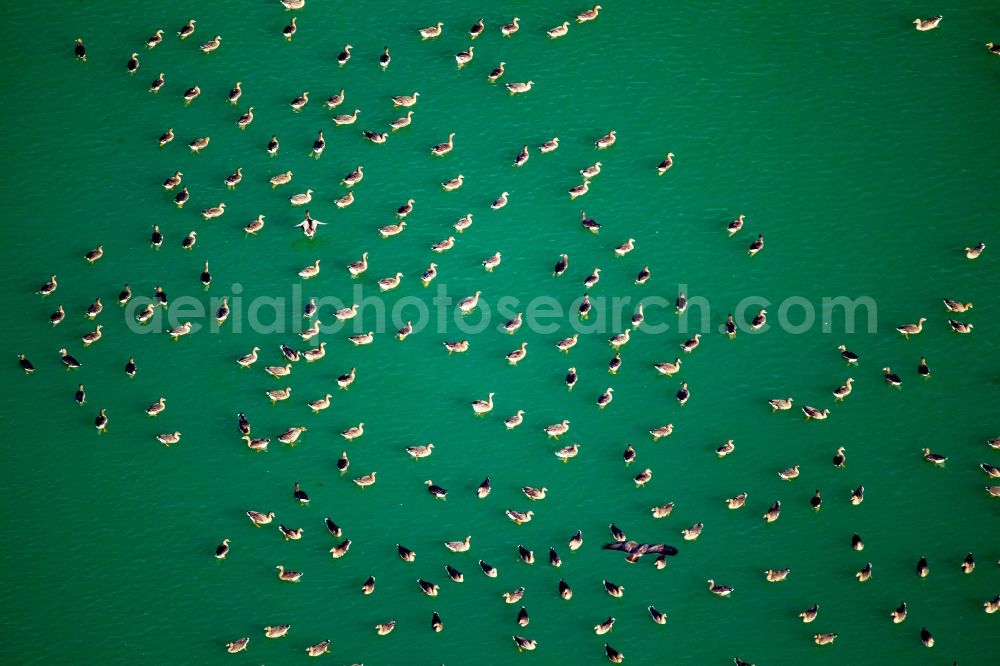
xmin=601 ymin=541 xmax=679 ymax=563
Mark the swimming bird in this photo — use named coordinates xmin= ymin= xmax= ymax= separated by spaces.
xmin=503 ymin=312 xmax=523 ymax=335
xmin=810 ymin=490 xmax=822 ymax=511
xmin=538 ymin=138 xmax=560 ymax=155
xmin=922 ymin=447 xmax=947 ymax=465
xmin=443 ymin=340 xmax=469 ymax=354
xmin=558 ymin=333 xmax=579 ymax=351
xmin=707 ymin=579 xmax=733 ymax=597
xmin=960 ymin=552 xmax=975 ymax=573
xmin=298 ymin=260 xmax=321 ymax=279
xmin=335 ymin=451 xmax=349 ymax=475
xmin=890 ymin=601 xmax=908 ymax=624
xmin=545 ymin=420 xmax=570 ymax=438
xmin=855 ymin=562 xmax=873 ymax=582
xmin=506 ymin=509 xmax=533 ymax=524
xmin=353 ymin=472 xmax=376 ymax=489
xmin=981 ymin=463 xmax=1000 ymax=478
xmin=965 ymin=242 xmax=985 ymax=259
xmin=266 ymin=135 xmax=280 ymax=155
xmin=378 ymin=272 xmax=403 ymax=291
xmin=505 ymin=343 xmax=528 ymax=366
xmin=681 ymin=522 xmax=703 ymax=540
xmin=188 ymin=136 xmax=209 ymax=153
xmin=851 ymin=533 xmax=864 ymax=551
xmin=512 ymin=144 xmax=529 ymax=167
xmin=676 ymin=382 xmax=690 ymax=405
xmin=289 ymin=189 xmax=313 ymax=207
xmin=650 ymin=424 xmax=674 ymax=441
xmin=897 ymin=317 xmax=926 ymax=338
xmin=571 ymin=182 xmax=592 ymax=201
xmin=677 ymin=334 xmax=701 ymax=354
xmin=202 ymin=203 xmax=225 ymax=220
xmin=325 ymin=538 xmax=350 ymax=559
xmin=200 ymin=35 xmax=221 ymax=54
xmin=480 ymin=559 xmax=498 ymax=577
xmin=609 ymin=351 xmax=622 ymax=372
xmin=265 ymin=363 xmax=292 ymax=379
xmin=37 ymin=274 xmax=58 ymax=296
xmin=337 ymin=44 xmax=352 ymax=66
xmin=74 ymin=38 xmax=86 ymax=61
xmin=614 ymin=238 xmax=635 ymax=257
xmin=283 ymin=16 xmax=297 ymax=40
xmin=418 ymin=579 xmax=440 ymax=597
xmin=278 ymin=525 xmax=303 ymax=541
xmin=513 ymin=635 xmax=536 ymax=652
xmin=948 ymin=319 xmax=973 ymax=334
xmin=379 ymin=221 xmax=406 ymax=238
xmin=814 ymin=633 xmax=837 ymax=645
xmin=833 ymin=378 xmax=854 ymax=400
xmin=477 ymin=478 xmax=491 ymax=499
xmin=307 ymin=131 xmax=326 ymax=158
xmin=379 ymin=46 xmax=390 ymax=69
xmin=50 ymin=305 xmax=65 ymax=325
xmin=595 ymin=130 xmax=616 ymax=149
xmin=988 ymin=43 xmax=1000 ymax=55
xmin=765 ymin=568 xmax=790 ymax=582
xmin=635 ymin=265 xmax=651 ymax=285
xmin=442 ymin=174 xmax=464 ymax=191
xmin=768 ymin=396 xmax=793 ymax=411
xmin=455 ymin=46 xmax=474 ymax=67
xmin=156 ymin=431 xmax=180 ymax=446
xmin=444 ymin=535 xmax=470 ymax=552
xmin=506 ymin=80 xmax=534 ymax=95
xmin=548 ymin=21 xmax=570 ymax=38
xmin=389 ymin=110 xmax=414 ymax=132
xmin=94 ymin=408 xmax=108 ymax=432
xmin=158 ymin=128 xmax=174 ymax=147
xmin=58 ymin=348 xmax=80 ymax=369
xmin=802 ymin=405 xmax=830 ymax=420
xmin=85 ymin=297 xmax=103 ymax=320
xmin=597 ymin=387 xmax=614 ymax=409
xmin=276 ymin=565 xmax=302 ymax=582
xmin=850 ymin=485 xmax=865 ymax=505
xmin=609 ymin=523 xmax=627 ymax=542
xmin=149 ymin=72 xmax=165 ymax=93
xmin=716 ymin=439 xmax=735 ymax=457
xmin=264 ymin=625 xmax=290 ymax=639
xmin=419 ymin=22 xmax=443 ymax=39
xmin=225 ymin=637 xmax=247 ymax=653
xmin=883 ymin=367 xmax=902 ymax=386
xmin=289 ymin=91 xmax=309 ymax=111
xmin=375 ymin=620 xmax=396 ymax=636
xmin=425 ymin=480 xmax=448 ymax=499
xmin=763 ymin=500 xmax=782 ymax=522
xmin=559 ymin=579 xmax=572 ymax=599
xmin=778 ymin=465 xmax=799 ymax=480
xmin=227 ymin=81 xmax=242 ymax=105
xmin=748 ymin=234 xmax=764 ymax=255
xmin=419 ymin=263 xmax=438 ymax=286
xmin=341 ymin=422 xmax=365 ymax=441
xmin=501 ymin=17 xmax=520 ymax=37
xmin=504 ymin=586 xmax=526 ymax=604
xmin=609 ymin=328 xmax=631 ymax=349
xmin=470 ymin=392 xmax=494 ymax=415
xmin=396 ymin=321 xmax=413 ymax=341
xmin=177 ymin=18 xmax=196 ymax=39
xmin=832 ymin=447 xmax=846 ymax=467
xmin=146 ymin=397 xmax=166 ymax=417
xmin=522 ymin=486 xmax=547 ymax=501
xmin=913 ymin=16 xmax=942 ymax=31
xmin=277 ymin=426 xmax=306 ymax=445
xmin=182 ymin=85 xmax=201 ymax=103
xmin=333 ymin=108 xmax=360 ymax=125
xmin=468 ymin=17 xmax=485 ymax=39
xmin=341 ymin=166 xmax=364 ymax=187
xmin=18 ymin=354 xmax=34 ymax=374
xmin=246 ymin=511 xmax=274 ymax=527
xmin=942 ymin=298 xmax=972 ymax=312
xmin=126 ymin=52 xmax=139 ymax=74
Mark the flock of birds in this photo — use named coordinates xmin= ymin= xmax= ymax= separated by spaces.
xmin=14 ymin=4 xmax=999 ymax=664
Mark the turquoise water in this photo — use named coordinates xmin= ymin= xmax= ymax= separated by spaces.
xmin=1 ymin=1 xmax=998 ymax=664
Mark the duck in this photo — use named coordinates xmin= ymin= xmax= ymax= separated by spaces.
xmin=810 ymin=490 xmax=822 ymax=511
xmin=390 ymin=110 xmax=414 ymax=131
xmin=717 ymin=439 xmax=735 ymax=457
xmin=981 ymin=462 xmax=1000 ymax=478
xmin=477 ymin=478 xmax=491 ymax=499
xmin=199 ymin=35 xmax=222 ymax=54
xmin=458 ymin=291 xmax=481 ymax=314
xmin=149 ymin=72 xmax=165 ymax=92
xmin=856 ymin=562 xmax=873 ymax=582
xmin=707 ymin=579 xmax=733 ymax=597
xmin=960 ymin=552 xmax=976 ymax=574
xmin=418 ymin=579 xmax=440 ymax=597
xmin=883 ymin=367 xmax=902 ymax=386
xmin=146 ymin=397 xmax=166 ymax=417
xmin=650 ymin=424 xmax=674 ymax=441
xmin=802 ymin=405 xmax=830 ymax=420
xmin=425 ymin=480 xmax=448 ymax=499
xmin=443 ymin=340 xmax=469 ymax=354
xmin=236 ymin=347 xmax=260 ymax=367
xmin=595 ymin=130 xmax=616 ymax=149
xmin=681 ymin=522 xmax=702 ymax=539
xmin=748 ymin=233 xmax=764 ymax=256
xmin=341 ymin=166 xmax=364 ymax=187
xmin=559 ymin=579 xmax=573 ymax=599
xmin=851 ymin=533 xmax=864 ymax=551
xmin=379 ymin=221 xmax=406 ymax=238
xmin=391 ymin=91 xmax=419 ymax=107
xmin=544 ymin=419 xmax=571 ymax=438
xmin=480 ymin=559 xmax=498 ymax=577
xmin=504 ymin=586 xmax=526 ymax=604
xmin=74 ymin=37 xmax=86 ymax=61
xmin=227 ymin=81 xmax=242 ymax=105
xmin=505 ymin=342 xmax=528 ymax=366
xmin=94 ymin=408 xmax=109 ymax=432
xmin=768 ymin=396 xmax=793 ymax=411
xmin=289 ymin=189 xmax=313 ymax=207
xmin=942 ymin=298 xmax=972 ymax=312
xmin=276 ymin=426 xmax=306 ymax=446
xmin=419 ymin=22 xmax=443 ymax=39
xmin=513 ymin=636 xmax=536 ymax=652
xmin=614 ymin=238 xmax=635 ymax=257
xmin=676 ymin=382 xmax=690 ymax=405
xmin=548 ymin=21 xmax=570 ymax=38
xmin=158 ymin=128 xmax=175 ymax=147
xmin=50 ymin=305 xmax=65 ymax=325
xmin=778 ymin=465 xmax=799 ymax=480
xmin=913 ymin=16 xmax=942 ymax=31
xmin=37 ymin=274 xmax=58 ymax=296
xmin=304 ymin=640 xmax=330 ymax=657
xmin=266 ymin=135 xmax=279 ymax=155
xmin=202 ymin=202 xmax=225 ymax=220
xmin=246 ymin=511 xmax=274 ymax=527
xmin=333 ymin=451 xmax=349 ymax=475
xmin=189 ymin=136 xmax=209 ymax=152
xmin=506 ymin=509 xmax=534 ymax=525
xmin=126 ymin=52 xmax=139 ymax=74
xmin=890 ymin=601 xmax=907 ymax=624
xmin=283 ymin=16 xmax=297 ymax=40
xmin=86 ymin=297 xmax=103 ymax=319
xmin=289 ymin=91 xmax=309 ymax=112
xmin=182 ymin=85 xmax=201 ymax=103
xmin=278 ymin=525 xmax=303 ymax=541
xmin=965 ymin=242 xmax=985 ymax=259
xmin=225 ymin=637 xmax=248 ymax=653
xmin=469 ymin=18 xmax=484 ymax=38
xmin=814 ymin=633 xmax=837 ymax=646
xmin=378 ymin=272 xmax=403 ymax=291
xmin=635 ymin=265 xmax=651 ymax=285
xmin=763 ymin=500 xmax=782 ymax=522
xmin=647 ymin=606 xmax=667 ymax=625
xmin=18 ymin=354 xmax=34 ymax=374
xmin=609 ymin=328 xmax=631 ymax=349
xmin=609 ymin=351 xmax=622 ymax=373
xmin=502 ymin=312 xmax=523 ymax=335
xmin=375 ymin=620 xmax=396 ymax=636
xmin=850 ymin=485 xmax=865 ymax=505
xmin=833 ymin=378 xmax=854 ymax=400
xmin=506 ymin=80 xmax=534 ymax=95
xmin=725 ymin=493 xmax=747 ymax=509
xmin=765 ymin=568 xmax=790 ymax=582
xmin=483 ymin=252 xmax=502 ymax=272
xmin=948 ymin=319 xmax=973 ymax=334
xmin=556 ymin=443 xmax=580 ymax=462
xmin=896 ymin=317 xmax=926 ymax=338
xmin=832 ymin=447 xmax=846 ymax=467
xmin=341 ymin=422 xmax=365 ymax=440
xmin=265 ymin=363 xmax=292 ymax=378
xmin=569 ymin=180 xmax=592 ymax=199
xmin=455 ymin=46 xmax=474 ymax=67
xmin=298 ymin=260 xmax=321 ymax=279
xmin=917 ymin=556 xmax=929 ymax=577
xmin=679 ymin=333 xmax=702 ymax=354
xmin=501 ymin=17 xmax=520 ymax=36
xmin=275 ymin=565 xmax=302 ymax=583
xmin=162 ymin=171 xmax=182 ymax=190
xmin=333 ymin=108 xmax=360 ymax=125
xmin=177 ymin=18 xmax=196 ymax=39
xmin=264 ymin=625 xmax=290 ymax=639
xmin=922 ymin=447 xmax=947 ymax=465
xmin=442 ymin=174 xmax=464 ymax=191
xmin=337 ymin=44 xmax=352 ymax=66
xmin=156 ymin=431 xmax=181 ymax=446
xmin=988 ymin=42 xmax=1000 ymax=55
xmin=597 ymin=387 xmax=614 ymax=409
xmin=353 ymin=472 xmax=377 ymax=489
xmin=379 ymin=46 xmax=390 ymax=69
xmin=265 ymin=385 xmax=292 ymax=403
xmin=443 ymin=535 xmax=470 ymax=552
xmin=556 ymin=334 xmax=578 ymax=352
xmin=750 ymin=309 xmax=767 ymax=330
